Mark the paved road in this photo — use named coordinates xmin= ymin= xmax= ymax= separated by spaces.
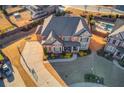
xmin=0 ymin=24 xmax=43 ymax=48
xmin=0 ymin=27 xmax=37 ymax=47
xmin=51 ymin=52 xmax=124 ymax=87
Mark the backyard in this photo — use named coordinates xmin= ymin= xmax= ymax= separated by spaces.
xmin=0 ymin=11 xmax=15 ymax=35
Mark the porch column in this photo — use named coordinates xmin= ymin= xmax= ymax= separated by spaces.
xmin=60 ymin=46 xmax=63 ymax=53
xmin=77 ymin=46 xmax=80 ymax=52
xmin=52 ymin=46 xmax=55 ymax=53
xmin=71 ymin=47 xmax=73 ymax=52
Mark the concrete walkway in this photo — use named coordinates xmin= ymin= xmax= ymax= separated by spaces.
xmin=46 ymin=54 xmax=77 ymax=63
xmin=20 ymin=41 xmax=63 ymax=87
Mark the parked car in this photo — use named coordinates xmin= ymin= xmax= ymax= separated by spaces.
xmin=2 ymin=64 xmax=12 ymax=77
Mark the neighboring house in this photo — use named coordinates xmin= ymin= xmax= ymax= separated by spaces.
xmin=25 ymin=5 xmax=63 ymax=20
xmin=104 ymin=19 xmax=124 ymax=61
xmin=41 ymin=15 xmax=91 ymax=53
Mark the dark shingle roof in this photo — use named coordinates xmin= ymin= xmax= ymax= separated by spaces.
xmin=42 ymin=16 xmax=80 ymax=37
xmin=109 ymin=19 xmax=124 ymax=37
xmin=64 ymin=41 xmax=80 ymax=47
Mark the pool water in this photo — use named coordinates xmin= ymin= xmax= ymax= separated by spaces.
xmin=105 ymin=24 xmax=113 ymax=31
xmin=101 ymin=23 xmax=113 ymax=31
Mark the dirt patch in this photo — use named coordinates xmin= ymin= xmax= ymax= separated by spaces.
xmin=44 ymin=62 xmax=67 ymax=86
xmin=2 ymin=34 xmax=38 ymax=87
xmin=90 ymin=34 xmax=106 ymax=51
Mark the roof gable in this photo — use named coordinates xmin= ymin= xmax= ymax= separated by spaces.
xmin=75 ymin=19 xmax=84 ymax=34
xmin=41 ymin=15 xmax=53 ymax=35
xmin=52 ymin=40 xmax=62 ymax=46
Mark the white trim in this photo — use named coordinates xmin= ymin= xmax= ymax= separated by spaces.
xmin=35 ymin=25 xmax=41 ymax=34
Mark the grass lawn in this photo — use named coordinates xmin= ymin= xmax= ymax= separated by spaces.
xmin=9 ymin=10 xmax=32 ymax=27
xmin=0 ymin=53 xmax=4 ymax=61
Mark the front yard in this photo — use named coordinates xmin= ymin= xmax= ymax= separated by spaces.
xmin=43 ymin=48 xmax=91 ymax=61
xmin=44 ymin=52 xmax=73 ymax=60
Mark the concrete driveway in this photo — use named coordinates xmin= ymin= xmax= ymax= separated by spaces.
xmin=51 ymin=52 xmax=124 ymax=87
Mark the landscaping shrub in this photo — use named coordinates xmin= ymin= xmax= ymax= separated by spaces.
xmin=84 ymin=73 xmax=104 ymax=84
xmin=78 ymin=49 xmax=91 ymax=57
xmin=119 ymin=60 xmax=124 ymax=67
xmin=50 ymin=53 xmax=56 ymax=59
xmin=64 ymin=52 xmax=72 ymax=59
xmin=78 ymin=51 xmax=85 ymax=57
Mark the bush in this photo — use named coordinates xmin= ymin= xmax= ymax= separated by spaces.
xmin=78 ymin=51 xmax=85 ymax=57
xmin=78 ymin=49 xmax=91 ymax=57
xmin=119 ymin=60 xmax=124 ymax=67
xmin=50 ymin=53 xmax=56 ymax=59
xmin=64 ymin=53 xmax=72 ymax=59
xmin=84 ymin=73 xmax=104 ymax=84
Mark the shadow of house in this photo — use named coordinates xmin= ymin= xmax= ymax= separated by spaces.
xmin=6 ymin=73 xmax=14 ymax=82
xmin=0 ymin=80 xmax=5 ymax=87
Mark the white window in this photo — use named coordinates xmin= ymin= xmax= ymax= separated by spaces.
xmin=71 ymin=36 xmax=79 ymax=41
xmin=106 ymin=45 xmax=116 ymax=53
xmin=80 ymin=37 xmax=88 ymax=42
xmin=63 ymin=36 xmax=70 ymax=41
xmin=80 ymin=42 xmax=87 ymax=49
xmin=54 ymin=46 xmax=62 ymax=52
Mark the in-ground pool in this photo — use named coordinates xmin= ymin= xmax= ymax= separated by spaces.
xmin=101 ymin=23 xmax=114 ymax=32
xmin=105 ymin=24 xmax=113 ymax=31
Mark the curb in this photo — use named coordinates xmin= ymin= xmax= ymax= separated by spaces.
xmin=113 ymin=60 xmax=124 ymax=70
